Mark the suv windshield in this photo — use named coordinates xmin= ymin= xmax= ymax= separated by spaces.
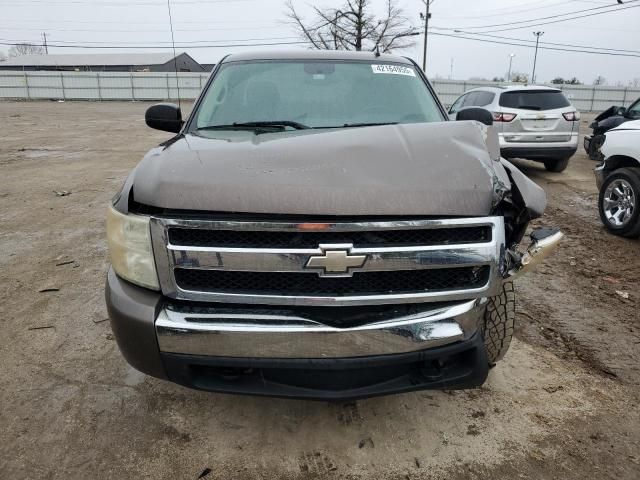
xmin=499 ymin=90 xmax=570 ymax=111
xmin=192 ymin=61 xmax=444 ymax=131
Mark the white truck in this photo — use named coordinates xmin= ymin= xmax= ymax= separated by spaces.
xmin=595 ymin=120 xmax=640 ymax=237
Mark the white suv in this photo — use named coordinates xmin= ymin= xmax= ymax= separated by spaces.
xmin=449 ymin=86 xmax=580 ymax=172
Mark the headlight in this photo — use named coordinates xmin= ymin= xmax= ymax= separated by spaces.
xmin=106 ymin=205 xmax=159 ymax=290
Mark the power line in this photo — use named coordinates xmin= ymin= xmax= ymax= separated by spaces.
xmin=428 ymin=31 xmax=640 ymax=58
xmin=0 ymin=40 xmax=312 ymax=49
xmin=1 ymin=0 xmax=250 ymax=5
xmin=0 ymin=25 xmax=282 ymax=32
xmin=0 ymin=36 xmax=301 ymax=46
xmin=3 ymin=33 xmax=640 ymax=58
xmin=451 ymin=30 xmax=640 ymax=55
xmin=6 ymin=18 xmax=276 ymax=25
xmin=7 ymin=32 xmax=636 ymax=56
xmin=435 ymin=0 xmax=607 ymax=21
xmin=434 ymin=1 xmax=639 ymax=32
xmin=473 ymin=4 xmax=640 ymax=33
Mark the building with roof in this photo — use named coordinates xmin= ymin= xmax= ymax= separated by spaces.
xmin=0 ymin=52 xmax=206 ymax=72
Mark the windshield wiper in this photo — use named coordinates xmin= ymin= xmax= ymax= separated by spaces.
xmin=340 ymin=122 xmax=399 ymax=128
xmin=197 ymin=120 xmax=311 ymax=132
xmin=234 ymin=121 xmax=310 ymax=129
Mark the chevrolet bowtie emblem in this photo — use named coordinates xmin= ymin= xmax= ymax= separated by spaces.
xmin=305 ymin=245 xmax=367 ymax=277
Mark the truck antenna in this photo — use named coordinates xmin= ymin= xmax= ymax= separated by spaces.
xmin=166 ymin=0 xmax=181 ymax=111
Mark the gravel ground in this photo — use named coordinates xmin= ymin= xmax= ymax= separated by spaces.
xmin=0 ymin=101 xmax=638 ymax=479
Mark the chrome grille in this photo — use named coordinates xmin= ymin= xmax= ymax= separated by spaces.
xmin=150 ymin=217 xmax=505 ymax=306
xmin=168 ymin=225 xmax=491 ymax=248
xmin=174 ymin=266 xmax=491 ymax=296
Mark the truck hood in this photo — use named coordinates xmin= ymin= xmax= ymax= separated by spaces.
xmin=132 ymin=121 xmax=504 ymax=217
xmin=609 ymin=119 xmax=640 ymax=132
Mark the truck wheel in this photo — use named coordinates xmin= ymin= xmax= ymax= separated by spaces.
xmin=481 ymin=282 xmax=516 ymax=365
xmin=544 ymin=157 xmax=570 ymax=173
xmin=598 ymin=168 xmax=640 ymax=238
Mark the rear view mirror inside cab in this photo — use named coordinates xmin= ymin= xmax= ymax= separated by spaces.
xmin=304 ymin=63 xmax=336 ymax=75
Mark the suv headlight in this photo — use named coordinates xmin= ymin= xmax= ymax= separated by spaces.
xmin=106 ymin=205 xmax=159 ymax=290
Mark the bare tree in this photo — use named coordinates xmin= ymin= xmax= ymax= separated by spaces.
xmin=593 ymin=75 xmax=607 ymax=86
xmin=285 ymin=0 xmax=417 ymax=53
xmin=8 ymin=43 xmax=45 ymax=57
xmin=510 ymin=71 xmax=529 ymax=83
xmin=551 ymin=76 xmax=582 ymax=85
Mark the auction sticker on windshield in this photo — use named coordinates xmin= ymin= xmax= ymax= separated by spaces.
xmin=371 ymin=64 xmax=416 ymax=76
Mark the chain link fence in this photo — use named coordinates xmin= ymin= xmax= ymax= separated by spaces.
xmin=1 ymin=71 xmax=638 ymax=112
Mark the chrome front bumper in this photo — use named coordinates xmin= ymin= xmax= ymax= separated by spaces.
xmin=156 ymin=299 xmax=487 ymax=359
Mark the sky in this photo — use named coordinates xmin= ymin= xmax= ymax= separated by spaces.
xmin=1 ymin=0 xmax=639 ymax=85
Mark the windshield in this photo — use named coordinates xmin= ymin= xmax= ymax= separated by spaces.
xmin=499 ymin=90 xmax=571 ymax=111
xmin=192 ymin=60 xmax=444 ymax=131
xmin=627 ymin=98 xmax=640 ymax=118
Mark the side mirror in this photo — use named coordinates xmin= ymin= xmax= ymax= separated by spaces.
xmin=617 ymin=106 xmax=627 ymax=116
xmin=456 ymin=107 xmax=494 ymax=126
xmin=145 ymin=103 xmax=183 ymax=133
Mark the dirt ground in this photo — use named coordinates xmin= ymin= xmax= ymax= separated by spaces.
xmin=0 ymin=101 xmax=638 ymax=480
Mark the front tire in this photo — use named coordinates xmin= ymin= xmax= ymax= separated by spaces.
xmin=598 ymin=168 xmax=640 ymax=238
xmin=481 ymin=282 xmax=516 ymax=365
xmin=544 ymin=157 xmax=570 ymax=172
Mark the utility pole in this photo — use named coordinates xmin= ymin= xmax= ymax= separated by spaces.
xmin=420 ymin=0 xmax=434 ymax=72
xmin=531 ymin=31 xmax=544 ymax=84
xmin=42 ymin=32 xmax=48 ymax=54
xmin=507 ymin=53 xmax=515 ymax=82
xmin=449 ymin=58 xmax=454 ymax=79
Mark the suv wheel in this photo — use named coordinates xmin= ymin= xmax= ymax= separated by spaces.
xmin=544 ymin=157 xmax=570 ymax=173
xmin=598 ymin=168 xmax=640 ymax=237
xmin=482 ymin=282 xmax=516 ymax=365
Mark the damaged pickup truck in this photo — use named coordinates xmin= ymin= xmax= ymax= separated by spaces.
xmin=106 ymin=50 xmax=562 ymax=400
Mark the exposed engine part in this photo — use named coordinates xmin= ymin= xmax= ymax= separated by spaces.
xmin=506 ymin=228 xmax=564 ymax=279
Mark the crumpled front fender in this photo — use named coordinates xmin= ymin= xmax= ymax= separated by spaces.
xmin=499 ymin=158 xmax=547 ymax=219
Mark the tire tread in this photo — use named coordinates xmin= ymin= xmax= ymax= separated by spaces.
xmin=482 ymin=282 xmax=516 ymax=364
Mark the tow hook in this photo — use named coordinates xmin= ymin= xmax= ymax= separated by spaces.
xmin=507 ymin=227 xmax=564 ymax=279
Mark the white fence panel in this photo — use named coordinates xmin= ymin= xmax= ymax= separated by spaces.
xmin=132 ymin=73 xmax=167 ymax=100
xmin=556 ymin=85 xmax=593 ymax=111
xmin=97 ymin=73 xmax=136 ymax=100
xmin=0 ymin=72 xmax=28 ymax=98
xmin=60 ymin=72 xmax=100 ymax=100
xmin=25 ymin=71 xmax=63 ymax=99
xmin=0 ymin=71 xmax=637 ymax=113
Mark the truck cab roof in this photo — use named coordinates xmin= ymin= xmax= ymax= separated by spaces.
xmin=222 ymin=49 xmax=414 ymax=65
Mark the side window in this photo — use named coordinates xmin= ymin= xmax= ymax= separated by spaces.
xmin=463 ymin=92 xmax=481 ymax=107
xmin=474 ymin=91 xmax=495 ymax=107
xmin=449 ymin=94 xmax=467 ymax=113
xmin=627 ymin=99 xmax=640 ymax=118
